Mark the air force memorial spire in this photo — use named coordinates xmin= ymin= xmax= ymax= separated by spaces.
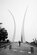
xmin=21 ymin=7 xmax=28 ymax=43
xmin=8 ymin=10 xmax=16 ymax=42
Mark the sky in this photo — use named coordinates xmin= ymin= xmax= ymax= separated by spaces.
xmin=0 ymin=0 xmax=37 ymax=42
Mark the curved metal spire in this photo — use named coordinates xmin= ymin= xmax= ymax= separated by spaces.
xmin=21 ymin=7 xmax=28 ymax=43
xmin=8 ymin=10 xmax=16 ymax=42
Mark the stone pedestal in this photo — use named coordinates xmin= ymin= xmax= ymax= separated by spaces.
xmin=30 ymin=47 xmax=34 ymax=53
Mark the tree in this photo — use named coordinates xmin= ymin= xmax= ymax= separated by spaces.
xmin=0 ymin=27 xmax=8 ymax=41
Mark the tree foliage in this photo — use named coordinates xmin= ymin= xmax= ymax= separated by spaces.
xmin=0 ymin=27 xmax=8 ymax=41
